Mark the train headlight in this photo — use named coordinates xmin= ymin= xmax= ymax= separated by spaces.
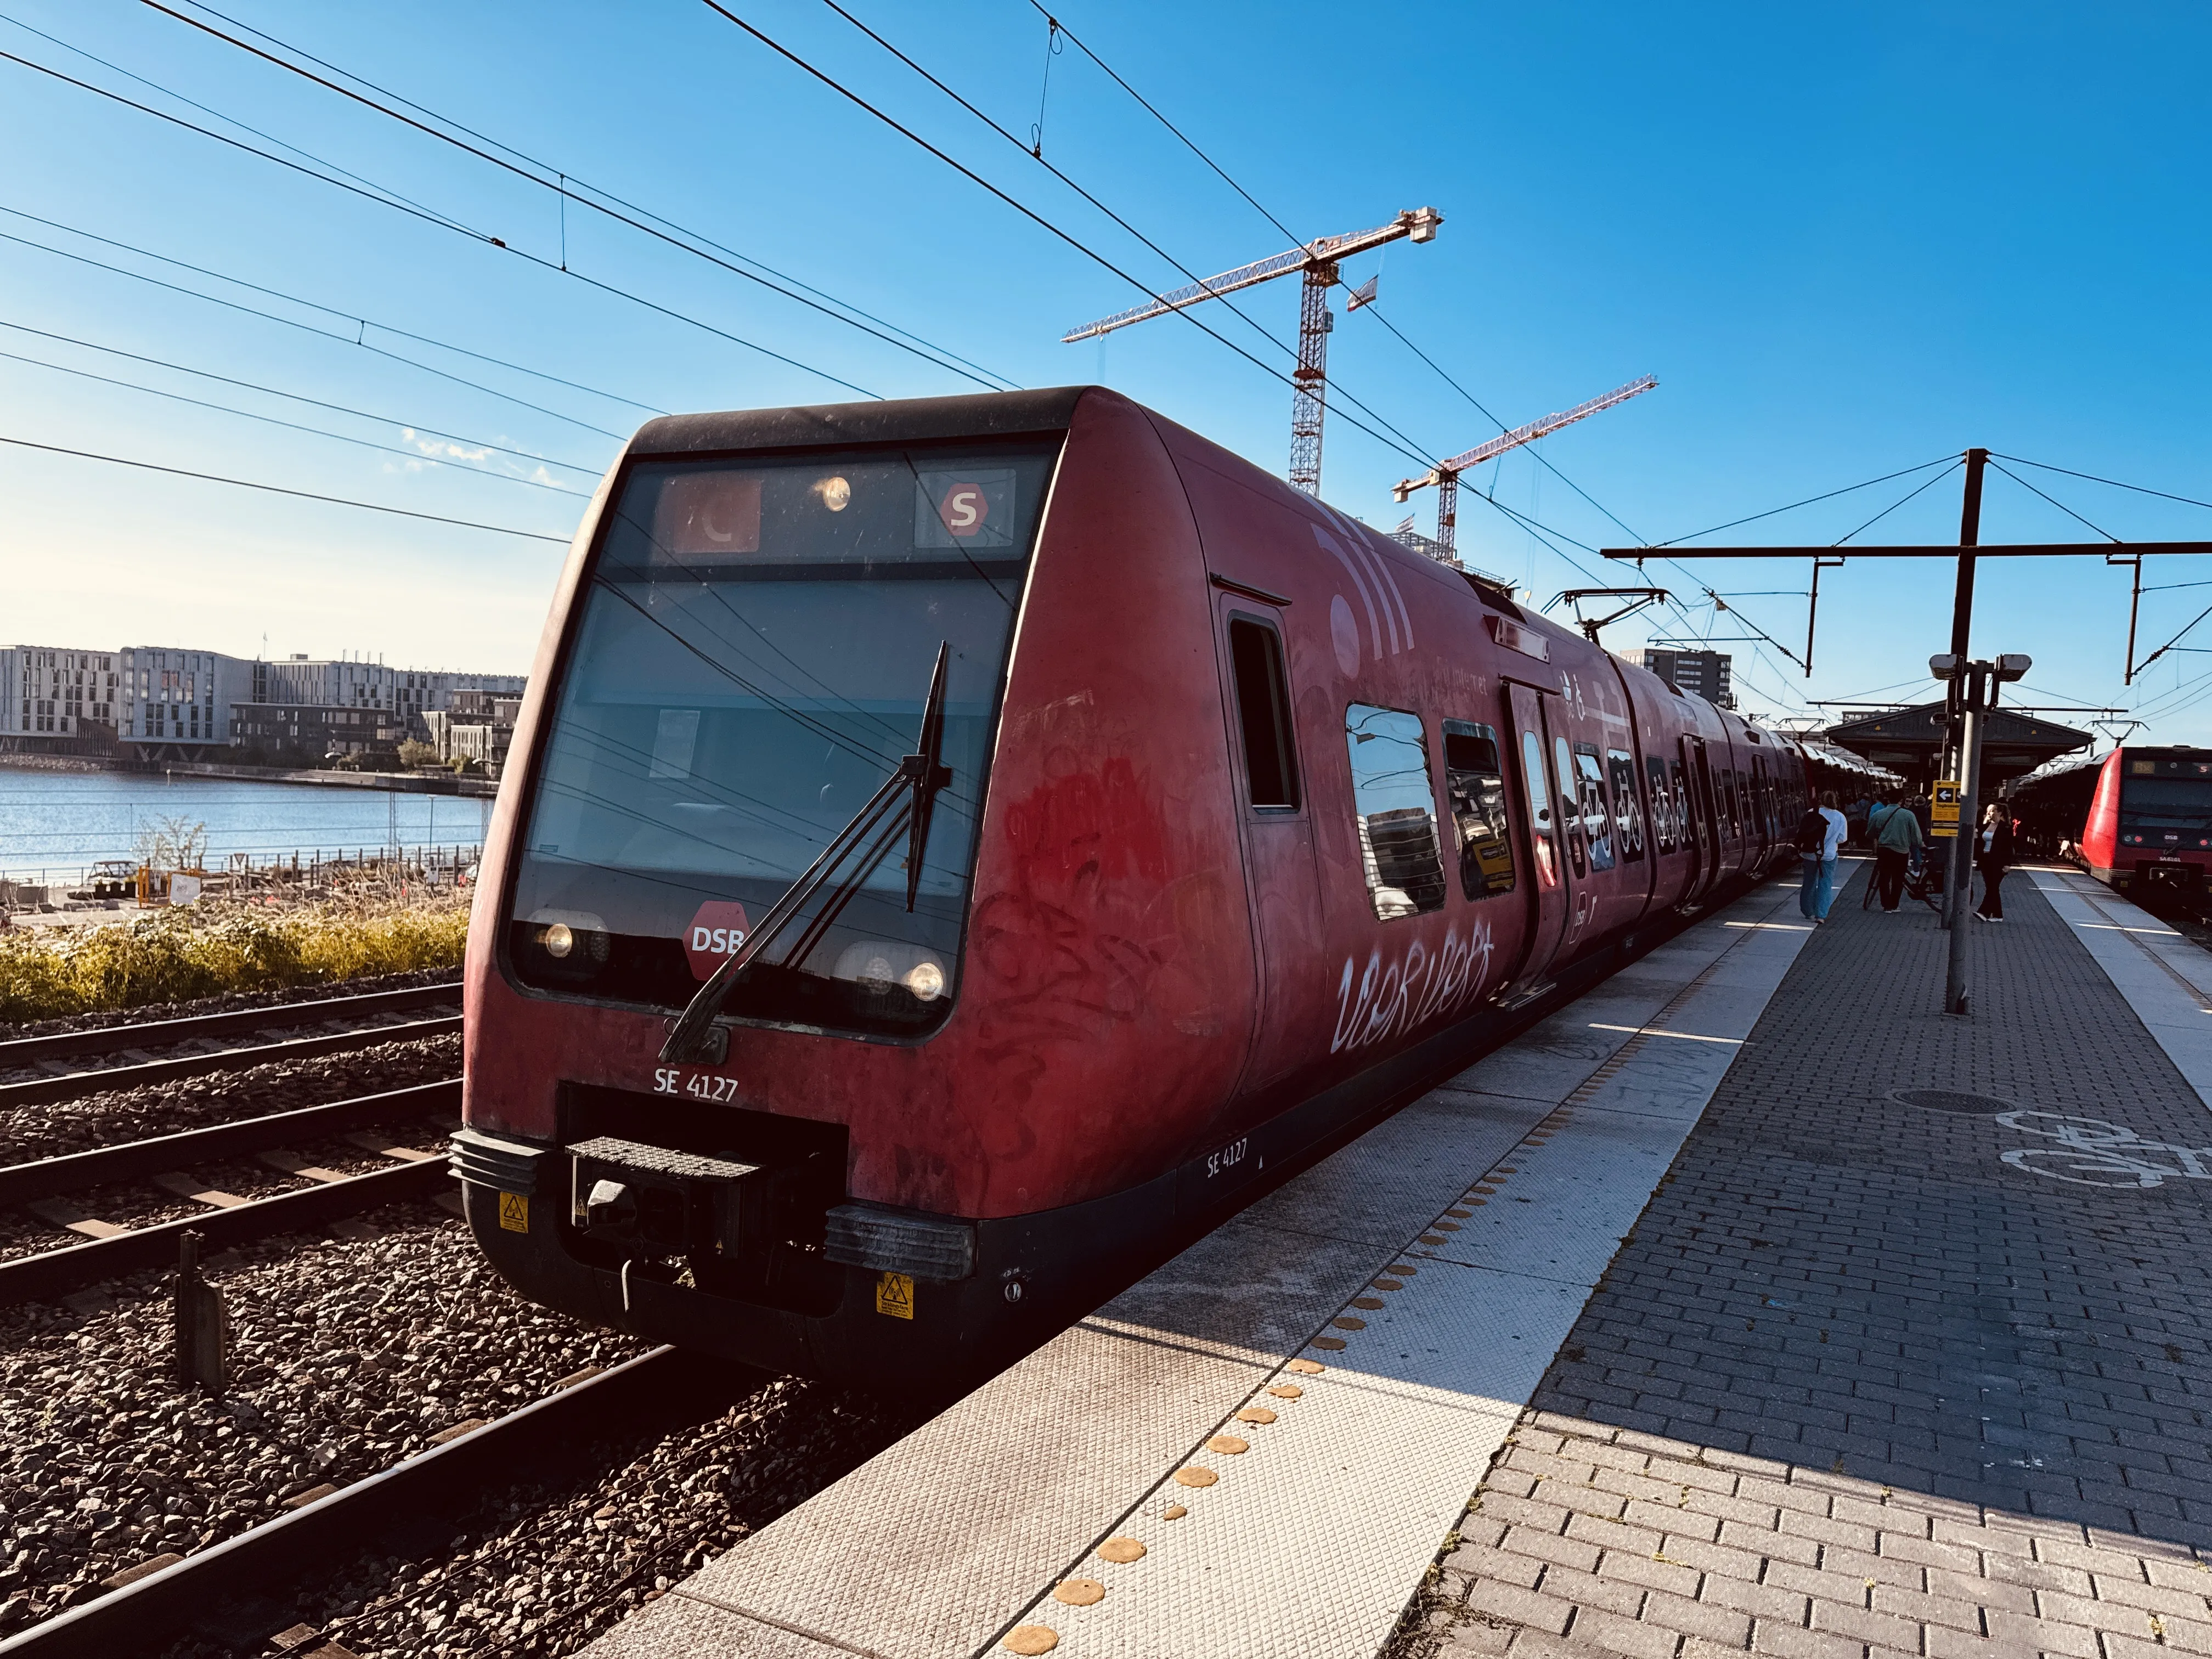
xmin=815 ymin=475 xmax=851 ymax=511
xmin=543 ymin=922 xmax=575 ymax=958
xmin=905 ymin=960 xmax=946 ymax=1001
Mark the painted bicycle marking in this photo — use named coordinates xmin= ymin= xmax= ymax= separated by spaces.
xmin=1995 ymin=1109 xmax=2212 ymax=1188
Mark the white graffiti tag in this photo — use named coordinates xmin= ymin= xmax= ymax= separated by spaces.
xmin=1995 ymin=1110 xmax=2212 ymax=1188
xmin=1331 ymin=919 xmax=1496 ymax=1054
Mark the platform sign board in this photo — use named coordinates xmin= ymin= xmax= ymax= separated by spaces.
xmin=1931 ymin=780 xmax=1960 ymax=838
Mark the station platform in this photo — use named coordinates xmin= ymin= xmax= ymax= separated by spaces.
xmin=583 ymin=862 xmax=2212 ymax=1659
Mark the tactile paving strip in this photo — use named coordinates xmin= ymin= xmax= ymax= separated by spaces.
xmin=581 ymin=881 xmax=1812 ymax=1659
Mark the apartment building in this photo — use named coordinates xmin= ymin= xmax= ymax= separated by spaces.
xmin=0 ymin=645 xmax=122 ymax=753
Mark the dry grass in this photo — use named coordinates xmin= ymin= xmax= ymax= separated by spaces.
xmin=0 ymin=888 xmax=471 ymax=1022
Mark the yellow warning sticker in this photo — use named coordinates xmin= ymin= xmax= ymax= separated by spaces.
xmin=498 ymin=1192 xmax=529 ymax=1233
xmin=874 ymin=1270 xmax=914 ymax=1319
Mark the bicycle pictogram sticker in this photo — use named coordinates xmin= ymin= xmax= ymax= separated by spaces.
xmin=1995 ymin=1110 xmax=2212 ymax=1188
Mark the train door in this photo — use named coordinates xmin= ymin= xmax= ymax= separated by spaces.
xmin=1217 ymin=603 xmax=1322 ymax=1091
xmin=1681 ymin=736 xmax=1722 ymax=906
xmin=1500 ymin=682 xmax=1572 ymax=996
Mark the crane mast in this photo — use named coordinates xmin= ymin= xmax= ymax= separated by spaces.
xmin=1064 ymin=207 xmax=1442 ymax=496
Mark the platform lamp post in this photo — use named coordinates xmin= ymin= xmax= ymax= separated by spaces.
xmin=1930 ymin=651 xmax=2030 ymax=1016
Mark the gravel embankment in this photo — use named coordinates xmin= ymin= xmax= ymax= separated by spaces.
xmin=246 ymin=1373 xmax=913 ymax=1658
xmin=1 ymin=968 xmax=460 ymax=1043
xmin=0 ymin=1032 xmax=462 ymax=1167
xmin=0 ymin=1207 xmax=648 ymax=1638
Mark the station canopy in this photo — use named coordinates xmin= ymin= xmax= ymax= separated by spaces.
xmin=1822 ymin=701 xmax=2091 ymax=789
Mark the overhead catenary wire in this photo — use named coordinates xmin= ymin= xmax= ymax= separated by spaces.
xmin=0 ymin=200 xmax=661 ymax=415
xmin=689 ymin=0 xmax=1455 ymax=483
xmin=0 ymin=45 xmax=883 ymax=400
xmin=137 ymin=0 xmax=1014 ymax=393
xmin=1986 ymin=459 xmax=2122 ymax=544
xmin=0 ymin=435 xmax=572 ymax=542
xmin=804 ymin=0 xmax=1446 ymax=470
xmin=0 ymin=315 xmax=605 ymax=476
xmin=0 ymin=343 xmax=594 ymax=496
xmin=161 ymin=0 xmax=1018 ymax=393
xmin=1023 ymin=2 xmax=1304 ymax=247
xmin=0 ymin=218 xmax=631 ymax=441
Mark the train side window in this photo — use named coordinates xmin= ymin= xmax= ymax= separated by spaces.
xmin=1345 ymin=703 xmax=1447 ymax=920
xmin=1442 ymin=719 xmax=1516 ymax=899
xmin=1644 ymin=755 xmax=1677 ymax=854
xmin=1521 ymin=730 xmax=1559 ymax=889
xmin=1669 ymin=759 xmax=1691 ymax=844
xmin=1609 ymin=749 xmax=1645 ymax=862
xmin=1575 ymin=744 xmax=1616 ymax=871
xmin=1227 ymin=617 xmax=1300 ymax=811
xmin=1555 ymin=735 xmax=1587 ymax=878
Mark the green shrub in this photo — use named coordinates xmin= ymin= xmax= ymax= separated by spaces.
xmin=0 ymin=898 xmax=470 ymax=1023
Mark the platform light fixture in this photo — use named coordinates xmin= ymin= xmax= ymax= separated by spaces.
xmin=1995 ymin=653 xmax=2032 ymax=682
xmin=1928 ymin=653 xmax=1962 ymax=680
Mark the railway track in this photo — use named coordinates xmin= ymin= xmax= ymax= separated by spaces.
xmin=0 ymin=1346 xmax=757 ymax=1659
xmin=0 ymin=984 xmax=461 ymax=1109
xmin=0 ymin=1079 xmax=461 ymax=1305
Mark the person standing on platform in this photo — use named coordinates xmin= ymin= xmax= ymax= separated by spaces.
xmin=1869 ymin=793 xmax=1923 ymax=913
xmin=1973 ymin=802 xmax=2015 ymax=922
xmin=1797 ymin=789 xmax=1848 ymax=924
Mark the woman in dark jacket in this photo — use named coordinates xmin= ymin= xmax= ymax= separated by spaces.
xmin=1974 ymin=803 xmax=2016 ymax=921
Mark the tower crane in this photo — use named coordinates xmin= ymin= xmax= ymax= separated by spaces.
xmin=1391 ymin=374 xmax=1657 ymax=565
xmin=1064 ymin=207 xmax=1443 ymax=496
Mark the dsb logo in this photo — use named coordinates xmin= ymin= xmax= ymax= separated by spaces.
xmin=684 ymin=900 xmax=752 ymax=982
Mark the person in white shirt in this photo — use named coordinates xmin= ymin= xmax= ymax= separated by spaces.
xmin=1799 ymin=789 xmax=1850 ymax=924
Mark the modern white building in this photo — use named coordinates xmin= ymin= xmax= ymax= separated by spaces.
xmin=117 ymin=647 xmax=256 ymax=759
xmin=0 ymin=645 xmax=122 ymax=751
xmin=251 ymin=655 xmax=526 ymax=729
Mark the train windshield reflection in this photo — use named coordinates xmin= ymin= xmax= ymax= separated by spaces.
xmin=505 ymin=443 xmax=1058 ymax=1036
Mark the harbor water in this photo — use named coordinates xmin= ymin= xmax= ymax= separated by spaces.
xmin=0 ymin=768 xmax=495 ymax=882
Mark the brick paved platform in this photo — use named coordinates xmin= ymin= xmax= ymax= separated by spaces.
xmin=1408 ymin=864 xmax=2212 ymax=1659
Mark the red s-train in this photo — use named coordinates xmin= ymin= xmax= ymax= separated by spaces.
xmin=453 ymin=387 xmax=1813 ymax=1387
xmin=2012 ymin=744 xmax=2212 ymax=896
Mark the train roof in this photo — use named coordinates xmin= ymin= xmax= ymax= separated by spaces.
xmin=628 ymin=387 xmax=1093 ymax=458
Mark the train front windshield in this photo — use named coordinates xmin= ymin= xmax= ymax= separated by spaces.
xmin=2120 ymin=775 xmax=2212 ymax=832
xmin=506 ymin=443 xmax=1058 ymax=1037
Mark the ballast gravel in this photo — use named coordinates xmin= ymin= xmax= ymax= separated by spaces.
xmin=0 ymin=968 xmax=459 ymax=1042
xmin=225 ymin=1372 xmax=915 ymax=1659
xmin=0 ymin=1205 xmax=648 ymax=1637
xmin=0 ymin=1031 xmax=461 ymax=1167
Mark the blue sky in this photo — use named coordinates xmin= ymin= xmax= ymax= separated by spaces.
xmin=2 ymin=2 xmax=2208 ymax=742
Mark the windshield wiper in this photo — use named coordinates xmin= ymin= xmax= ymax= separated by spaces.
xmin=660 ymin=640 xmax=955 ymax=1065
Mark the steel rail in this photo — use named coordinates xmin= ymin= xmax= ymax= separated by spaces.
xmin=0 ymin=1078 xmax=460 ymax=1209
xmin=0 ymin=980 xmax=459 ymax=1066
xmin=0 ymin=1345 xmax=760 ymax=1658
xmin=0 ymin=1158 xmax=449 ymax=1306
xmin=0 ymin=1015 xmax=462 ymax=1109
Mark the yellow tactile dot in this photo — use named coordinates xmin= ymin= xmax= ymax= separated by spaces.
xmin=1287 ymin=1358 xmax=1325 ymax=1374
xmin=1237 ymin=1406 xmax=1277 ymax=1424
xmin=1434 ymin=1222 xmax=1461 ymax=1232
xmin=1004 ymin=1627 xmax=1058 ymax=1655
xmin=1387 ymin=1263 xmax=1418 ymax=1276
xmin=1207 ymin=1434 xmax=1249 ymax=1455
xmin=1446 ymin=1209 xmax=1473 ymax=1218
xmin=1164 ymin=1503 xmax=1187 ymax=1520
xmin=1054 ymin=1578 xmax=1105 ymax=1606
xmin=1352 ymin=1296 xmax=1386 ymax=1310
xmin=1312 ymin=1336 xmax=1347 ymax=1350
xmin=1268 ymin=1383 xmax=1305 ymax=1399
xmin=1373 ymin=1278 xmax=1403 ymax=1292
xmin=1497 ymin=1165 xmax=1518 ymax=1173
xmin=1418 ymin=1234 xmax=1446 ymax=1245
xmin=1174 ymin=1467 xmax=1218 ymax=1488
xmin=1333 ymin=1316 xmax=1367 ymax=1330
xmin=1465 ymin=1198 xmax=1487 ymax=1206
xmin=1098 ymin=1538 xmax=1147 ymax=1564
xmin=1471 ymin=1185 xmax=1497 ymax=1195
